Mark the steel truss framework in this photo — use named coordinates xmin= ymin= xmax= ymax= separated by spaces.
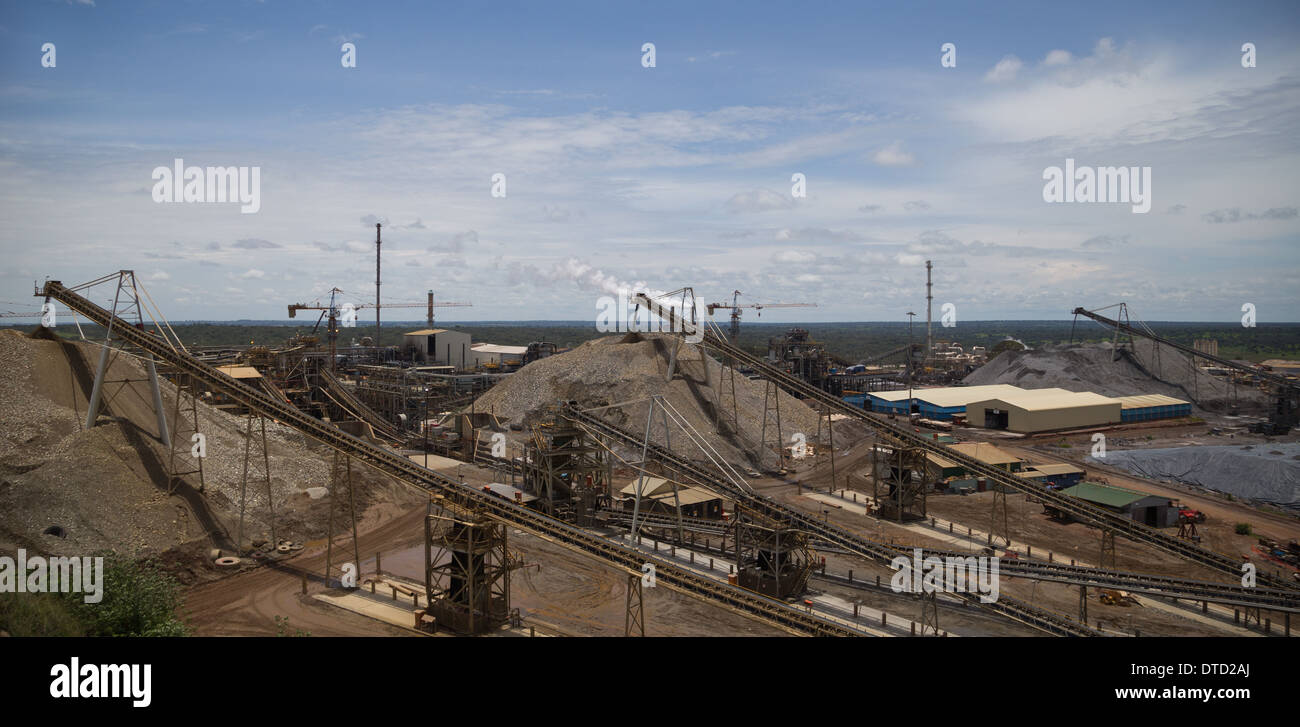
xmin=734 ymin=506 xmax=811 ymax=600
xmin=919 ymin=589 xmax=940 ymax=636
xmin=324 ymin=451 xmax=360 ymax=588
xmin=74 ymin=271 xmax=171 ymax=447
xmin=424 ymin=499 xmax=516 ymax=634
xmin=235 ymin=411 xmax=277 ymax=554
xmin=165 ymin=371 xmax=206 ymax=495
xmin=625 ymin=573 xmax=646 ymax=637
xmin=990 ymin=486 xmax=1011 ymax=548
xmin=522 ymin=408 xmax=612 ymax=524
xmin=871 ymin=438 xmax=929 ymax=522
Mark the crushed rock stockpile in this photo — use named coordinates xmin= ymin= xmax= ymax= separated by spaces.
xmin=963 ymin=340 xmax=1266 ymax=413
xmin=1089 ymin=442 xmax=1300 ymax=510
xmin=471 ymin=333 xmax=869 ymax=467
xmin=0 ymin=329 xmax=414 ymax=558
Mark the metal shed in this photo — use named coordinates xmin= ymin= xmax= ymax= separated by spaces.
xmin=965 ymin=388 xmax=1121 ymax=433
xmin=1116 ymin=394 xmax=1192 ymax=423
xmin=1059 ymin=481 xmax=1178 ymax=527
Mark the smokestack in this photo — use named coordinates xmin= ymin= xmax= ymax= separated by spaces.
xmin=925 ymin=260 xmax=933 ymax=364
xmin=427 ymin=289 xmax=434 ymax=328
xmin=375 ymin=223 xmax=382 ymax=348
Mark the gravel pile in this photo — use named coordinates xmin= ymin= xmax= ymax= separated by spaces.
xmin=0 ymin=329 xmax=411 ymax=557
xmin=471 ymin=333 xmax=867 ymax=467
xmin=963 ymin=341 xmax=1267 ymax=413
xmin=1090 ymin=442 xmax=1300 ymax=510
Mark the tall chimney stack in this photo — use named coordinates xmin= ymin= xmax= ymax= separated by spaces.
xmin=925 ymin=260 xmax=933 ymax=364
xmin=375 ymin=222 xmax=382 ymax=348
xmin=427 ymin=289 xmax=434 ymax=328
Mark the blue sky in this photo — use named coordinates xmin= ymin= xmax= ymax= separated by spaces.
xmin=1 ymin=0 xmax=1298 ymax=324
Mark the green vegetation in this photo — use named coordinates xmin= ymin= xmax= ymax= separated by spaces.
xmin=274 ymin=615 xmax=310 ymax=637
xmin=0 ymin=552 xmax=189 ymax=637
xmin=989 ymin=338 xmax=1027 ymax=357
xmin=6 ymin=319 xmax=1299 ymax=364
xmin=1235 ymin=523 xmax=1253 ymax=536
xmin=0 ymin=591 xmax=86 ymax=637
xmin=77 ymin=553 xmax=189 ymax=636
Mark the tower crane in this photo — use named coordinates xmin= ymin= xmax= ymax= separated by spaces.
xmin=705 ymin=290 xmax=816 ymax=343
xmin=287 ymin=288 xmax=347 ymax=373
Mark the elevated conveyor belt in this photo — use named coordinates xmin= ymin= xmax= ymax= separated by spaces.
xmin=568 ymin=402 xmax=1299 ymax=616
xmin=631 ymin=293 xmax=1297 ymax=592
xmin=318 ymin=369 xmax=404 ymax=442
xmin=1072 ymin=306 xmax=1298 ymax=392
xmin=42 ymin=279 xmax=861 ymax=637
xmin=565 ymin=404 xmax=1101 ymax=636
xmin=977 ymin=557 xmax=1299 ymax=612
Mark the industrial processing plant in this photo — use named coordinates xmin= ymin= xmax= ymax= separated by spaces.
xmin=1 ymin=1 xmax=1297 ymax=713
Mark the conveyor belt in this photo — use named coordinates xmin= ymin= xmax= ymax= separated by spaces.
xmin=43 ymin=279 xmax=862 ymax=638
xmin=1073 ymin=307 xmax=1298 ymax=392
xmin=565 ymin=404 xmax=1100 ymax=636
xmin=318 ymin=369 xmax=404 ymax=441
xmin=599 ymin=508 xmax=730 ymax=535
xmin=977 ymin=557 xmax=1299 ymax=612
xmin=569 ymin=402 xmax=1299 ymax=615
xmin=631 ymin=293 xmax=1296 ymax=591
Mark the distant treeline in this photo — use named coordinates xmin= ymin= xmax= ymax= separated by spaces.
xmin=6 ymin=319 xmax=1298 ymax=363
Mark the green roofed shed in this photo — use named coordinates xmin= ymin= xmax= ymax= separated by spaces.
xmin=1060 ymin=481 xmax=1150 ymax=508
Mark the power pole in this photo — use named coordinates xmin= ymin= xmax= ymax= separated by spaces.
xmin=374 ymin=222 xmax=382 ymax=349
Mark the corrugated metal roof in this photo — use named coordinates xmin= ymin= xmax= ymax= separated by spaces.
xmin=619 ymin=477 xmax=674 ymax=497
xmin=947 ymin=442 xmax=1020 ymax=465
xmin=403 ymin=329 xmax=450 ymax=336
xmin=1060 ymin=481 xmax=1157 ymax=508
xmin=471 ymin=343 xmax=529 ymax=355
xmin=647 ymin=487 xmax=720 ymax=505
xmin=1115 ymin=394 xmax=1189 ymax=409
xmin=971 ymin=388 xmax=1119 ymax=411
xmin=870 ymin=384 xmax=1119 ymax=410
xmin=217 ymin=365 xmax=263 ymax=379
xmin=925 ymin=451 xmax=961 ymax=470
xmin=1027 ymin=463 xmax=1085 ymax=475
xmin=910 ymin=384 xmax=1029 ymax=408
xmin=869 ymin=384 xmax=1025 ymax=407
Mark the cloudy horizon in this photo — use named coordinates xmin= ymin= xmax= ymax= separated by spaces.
xmin=2 ymin=1 xmax=1297 ymax=325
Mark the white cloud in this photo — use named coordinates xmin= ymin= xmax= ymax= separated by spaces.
xmin=872 ymin=141 xmax=915 ymax=167
xmin=725 ymin=189 xmax=794 ymax=214
xmin=984 ymin=55 xmax=1024 ymax=82
xmin=773 ymin=250 xmax=816 ymax=264
xmin=232 ymin=238 xmax=280 ymax=249
xmin=1043 ymin=49 xmax=1072 ymax=66
xmin=4 ymin=41 xmax=1298 ymax=322
xmin=954 ymin=39 xmax=1299 ymax=147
